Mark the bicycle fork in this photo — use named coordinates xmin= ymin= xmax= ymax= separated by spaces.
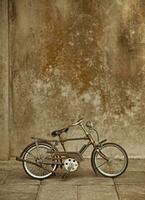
xmin=96 ymin=140 xmax=109 ymax=162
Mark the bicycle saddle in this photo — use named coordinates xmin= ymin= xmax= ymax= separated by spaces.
xmin=51 ymin=127 xmax=69 ymax=137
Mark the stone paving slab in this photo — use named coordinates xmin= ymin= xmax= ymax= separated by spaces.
xmin=114 ymin=171 xmax=145 ymax=185
xmin=37 ymin=184 xmax=118 ymax=200
xmin=0 ymin=171 xmax=8 ymax=184
xmin=0 ymin=160 xmax=21 ymax=171
xmin=36 ymin=185 xmax=77 ymax=200
xmin=0 ymin=192 xmax=36 ymax=200
xmin=0 ymin=159 xmax=145 ymax=200
xmin=0 ymin=183 xmax=39 ymax=194
xmin=127 ymin=159 xmax=145 ymax=172
xmin=42 ymin=174 xmax=114 ymax=186
xmin=4 ymin=168 xmax=40 ymax=185
xmin=0 ymin=183 xmax=39 ymax=200
xmin=77 ymin=185 xmax=118 ymax=200
xmin=116 ymin=184 xmax=145 ymax=200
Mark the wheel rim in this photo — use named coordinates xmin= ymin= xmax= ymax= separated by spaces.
xmin=94 ymin=144 xmax=127 ymax=177
xmin=23 ymin=144 xmax=57 ymax=179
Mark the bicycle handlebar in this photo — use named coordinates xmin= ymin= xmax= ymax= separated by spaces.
xmin=71 ymin=118 xmax=84 ymax=126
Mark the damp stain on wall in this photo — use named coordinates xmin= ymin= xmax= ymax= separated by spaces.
xmin=7 ymin=0 xmax=145 ymax=157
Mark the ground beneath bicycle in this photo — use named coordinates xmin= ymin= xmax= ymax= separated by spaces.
xmin=0 ymin=159 xmax=145 ymax=200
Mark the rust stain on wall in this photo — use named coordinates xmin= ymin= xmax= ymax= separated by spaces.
xmin=114 ymin=0 xmax=145 ymax=84
xmin=39 ymin=1 xmax=104 ymax=93
xmin=7 ymin=0 xmax=145 ymax=158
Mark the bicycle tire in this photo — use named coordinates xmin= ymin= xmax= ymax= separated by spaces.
xmin=91 ymin=142 xmax=128 ymax=178
xmin=22 ymin=142 xmax=58 ymax=179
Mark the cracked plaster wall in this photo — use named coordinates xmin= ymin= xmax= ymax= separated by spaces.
xmin=0 ymin=0 xmax=145 ymax=159
xmin=0 ymin=0 xmax=9 ymax=160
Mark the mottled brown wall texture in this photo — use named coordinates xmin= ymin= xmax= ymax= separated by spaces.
xmin=0 ymin=0 xmax=145 ymax=160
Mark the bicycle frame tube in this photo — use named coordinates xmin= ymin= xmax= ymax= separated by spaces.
xmin=58 ymin=135 xmax=90 ymax=153
xmin=32 ymin=121 xmax=97 ymax=156
xmin=79 ymin=141 xmax=92 ymax=154
xmin=60 ymin=137 xmax=93 ymax=155
xmin=57 ymin=123 xmax=96 ymax=155
xmin=79 ymin=123 xmax=96 ymax=147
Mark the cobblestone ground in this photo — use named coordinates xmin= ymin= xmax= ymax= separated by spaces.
xmin=0 ymin=159 xmax=145 ymax=200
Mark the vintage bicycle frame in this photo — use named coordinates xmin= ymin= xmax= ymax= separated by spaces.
xmin=16 ymin=121 xmax=108 ymax=166
xmin=16 ymin=118 xmax=128 ymax=179
xmin=32 ymin=122 xmax=108 ymax=162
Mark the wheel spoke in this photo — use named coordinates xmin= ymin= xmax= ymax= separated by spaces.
xmin=23 ymin=144 xmax=57 ymax=179
xmin=27 ymin=152 xmax=37 ymax=159
xmin=98 ymin=161 xmax=108 ymax=168
xmin=92 ymin=143 xmax=128 ymax=177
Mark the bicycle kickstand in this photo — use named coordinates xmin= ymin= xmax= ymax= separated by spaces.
xmin=61 ymin=171 xmax=70 ymax=180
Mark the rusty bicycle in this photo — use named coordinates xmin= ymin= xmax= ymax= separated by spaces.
xmin=16 ymin=118 xmax=128 ymax=179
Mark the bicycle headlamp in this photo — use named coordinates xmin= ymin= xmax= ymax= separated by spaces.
xmin=86 ymin=121 xmax=93 ymax=128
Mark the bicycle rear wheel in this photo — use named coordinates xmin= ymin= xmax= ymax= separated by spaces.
xmin=22 ymin=143 xmax=57 ymax=179
xmin=91 ymin=143 xmax=128 ymax=178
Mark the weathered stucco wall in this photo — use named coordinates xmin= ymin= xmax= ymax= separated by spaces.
xmin=1 ymin=0 xmax=145 ymax=159
xmin=0 ymin=0 xmax=9 ymax=160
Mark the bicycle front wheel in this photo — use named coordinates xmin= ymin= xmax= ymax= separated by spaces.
xmin=91 ymin=143 xmax=128 ymax=178
xmin=23 ymin=143 xmax=57 ymax=179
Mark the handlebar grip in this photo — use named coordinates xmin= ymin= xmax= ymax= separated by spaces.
xmin=72 ymin=118 xmax=84 ymax=126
